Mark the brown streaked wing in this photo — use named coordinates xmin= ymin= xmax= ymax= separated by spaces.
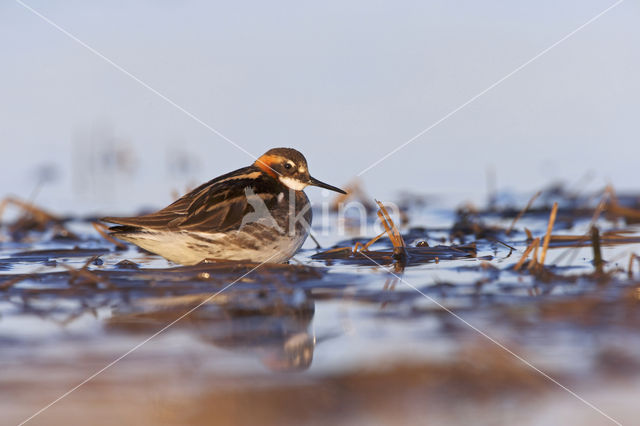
xmin=102 ymin=166 xmax=282 ymax=232
xmin=176 ymin=189 xmax=279 ymax=233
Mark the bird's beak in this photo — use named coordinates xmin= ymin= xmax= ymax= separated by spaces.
xmin=308 ymin=176 xmax=347 ymax=194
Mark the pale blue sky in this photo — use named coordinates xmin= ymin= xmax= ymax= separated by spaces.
xmin=1 ymin=0 xmax=638 ymax=214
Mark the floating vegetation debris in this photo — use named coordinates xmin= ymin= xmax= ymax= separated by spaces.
xmin=2 ymin=180 xmax=640 ymax=425
xmin=313 ymin=200 xmax=476 ymax=267
xmin=0 ymin=196 xmax=74 ymax=241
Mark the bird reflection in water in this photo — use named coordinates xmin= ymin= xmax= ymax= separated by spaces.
xmin=106 ymin=288 xmax=317 ymax=372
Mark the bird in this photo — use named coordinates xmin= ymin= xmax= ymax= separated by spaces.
xmin=102 ymin=148 xmax=346 ymax=265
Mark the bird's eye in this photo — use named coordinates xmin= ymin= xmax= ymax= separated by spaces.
xmin=284 ymin=163 xmax=293 ymax=170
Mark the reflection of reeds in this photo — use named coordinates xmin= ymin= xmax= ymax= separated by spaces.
xmin=628 ymin=253 xmax=640 ymax=279
xmin=62 ymin=255 xmax=114 ymax=289
xmin=0 ymin=273 xmax=36 ymax=290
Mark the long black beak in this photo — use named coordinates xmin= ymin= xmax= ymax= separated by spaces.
xmin=308 ymin=176 xmax=346 ymax=194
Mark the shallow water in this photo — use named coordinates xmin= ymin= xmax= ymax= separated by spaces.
xmin=2 ymin=190 xmax=640 ymax=425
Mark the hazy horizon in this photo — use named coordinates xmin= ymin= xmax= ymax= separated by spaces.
xmin=1 ymin=0 xmax=638 ymax=214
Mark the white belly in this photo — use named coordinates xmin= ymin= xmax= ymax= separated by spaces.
xmin=118 ymin=227 xmax=309 ymax=265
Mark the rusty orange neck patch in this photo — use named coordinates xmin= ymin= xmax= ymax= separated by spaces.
xmin=254 ymin=154 xmax=280 ymax=178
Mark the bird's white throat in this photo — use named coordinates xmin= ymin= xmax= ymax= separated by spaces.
xmin=279 ymin=176 xmax=308 ymax=191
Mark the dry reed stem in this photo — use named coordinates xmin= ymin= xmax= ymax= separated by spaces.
xmin=514 ymin=237 xmax=539 ymax=272
xmin=375 ymin=200 xmax=408 ymax=265
xmin=552 ymin=188 xmax=613 ymax=267
xmin=528 ymin=238 xmax=541 ymax=271
xmin=506 ymin=191 xmax=541 ymax=236
xmin=524 ymin=228 xmax=533 ymax=240
xmin=375 ymin=200 xmax=406 ymax=250
xmin=316 ymin=246 xmax=352 ymax=255
xmin=590 ymin=186 xmax=612 ymax=225
xmin=609 ymin=203 xmax=640 ymax=222
xmin=376 ymin=209 xmax=395 ymax=245
xmin=605 ymin=185 xmax=640 ymax=222
xmin=591 ymin=226 xmax=603 ymax=274
xmin=93 ymin=222 xmax=127 ymax=250
xmin=539 ymin=202 xmax=558 ymax=266
xmin=549 ymin=234 xmax=640 ymax=242
xmin=355 ymin=231 xmax=387 ymax=253
xmin=0 ymin=196 xmax=60 ymax=224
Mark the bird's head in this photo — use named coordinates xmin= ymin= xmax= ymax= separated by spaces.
xmin=254 ymin=147 xmax=346 ymax=194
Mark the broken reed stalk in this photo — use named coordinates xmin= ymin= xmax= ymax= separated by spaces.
xmin=506 ymin=191 xmax=542 ymax=236
xmin=539 ymin=202 xmax=558 ymax=267
xmin=590 ymin=186 xmax=611 ymax=226
xmin=605 ymin=185 xmax=640 ymax=222
xmin=375 ymin=200 xmax=408 ymax=263
xmin=0 ymin=196 xmax=60 ymax=224
xmin=524 ymin=228 xmax=533 ymax=241
xmin=591 ymin=226 xmax=603 ymax=274
xmin=319 ymin=246 xmax=352 ymax=255
xmin=551 ymin=189 xmax=612 ymax=267
xmin=514 ymin=237 xmax=539 ymax=271
xmin=354 ymin=230 xmax=387 ymax=254
xmin=375 ymin=201 xmax=403 ymax=247
xmin=528 ymin=238 xmax=541 ymax=271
